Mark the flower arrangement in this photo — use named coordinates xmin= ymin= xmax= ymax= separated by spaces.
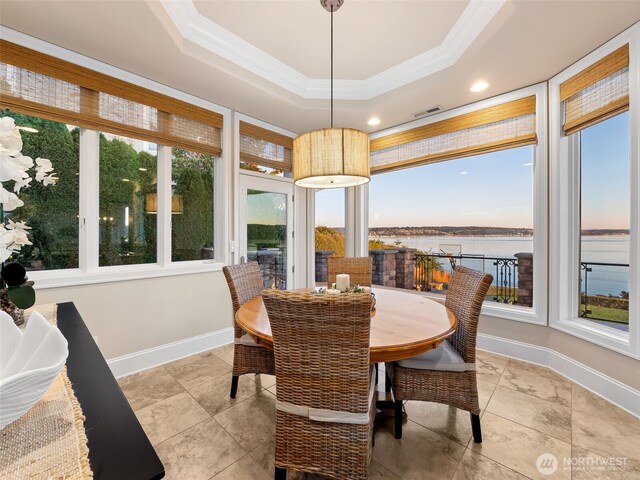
xmin=313 ymin=284 xmax=372 ymax=294
xmin=0 ymin=116 xmax=56 ymax=319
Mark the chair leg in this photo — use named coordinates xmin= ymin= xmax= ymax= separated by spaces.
xmin=230 ymin=375 xmax=239 ymax=398
xmin=394 ymin=400 xmax=403 ymax=439
xmin=274 ymin=466 xmax=286 ymax=480
xmin=385 ymin=371 xmax=392 ymax=393
xmin=375 ymin=363 xmax=379 ymax=385
xmin=471 ymin=413 xmax=482 ymax=443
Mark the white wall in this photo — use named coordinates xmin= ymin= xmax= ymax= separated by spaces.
xmin=35 ymin=271 xmax=233 ymax=360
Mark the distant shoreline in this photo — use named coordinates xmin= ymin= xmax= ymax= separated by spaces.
xmin=363 ymin=226 xmax=630 ymax=237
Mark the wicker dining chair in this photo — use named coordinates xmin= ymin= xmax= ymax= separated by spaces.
xmin=223 ymin=262 xmax=275 ymax=398
xmin=385 ymin=265 xmax=493 ymax=443
xmin=326 ymin=256 xmax=373 ymax=287
xmin=262 ymin=289 xmax=376 ymax=480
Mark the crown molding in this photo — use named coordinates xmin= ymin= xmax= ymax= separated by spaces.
xmin=157 ymin=0 xmax=506 ymax=100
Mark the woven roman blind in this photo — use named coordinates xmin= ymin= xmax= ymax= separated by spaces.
xmin=560 ymin=44 xmax=629 ymax=135
xmin=0 ymin=40 xmax=223 ymax=156
xmin=239 ymin=121 xmax=293 ymax=172
xmin=370 ymin=96 xmax=537 ymax=174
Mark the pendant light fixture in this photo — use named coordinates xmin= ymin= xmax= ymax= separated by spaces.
xmin=293 ymin=0 xmax=371 ymax=189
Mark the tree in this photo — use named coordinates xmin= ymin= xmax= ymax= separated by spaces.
xmin=3 ymin=111 xmax=79 ymax=270
xmin=171 ymin=148 xmax=214 ymax=260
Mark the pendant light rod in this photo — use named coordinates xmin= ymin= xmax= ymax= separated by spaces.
xmin=331 ymin=8 xmax=333 ymax=128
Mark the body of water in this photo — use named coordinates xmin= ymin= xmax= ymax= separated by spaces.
xmin=370 ymin=235 xmax=630 ymax=296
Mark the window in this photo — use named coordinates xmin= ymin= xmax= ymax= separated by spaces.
xmin=314 ymin=188 xmax=345 ymax=283
xmin=550 ymin=35 xmax=638 ymax=355
xmin=369 ymin=146 xmax=535 ymax=307
xmin=367 ymin=89 xmax=546 ymax=322
xmin=239 ymin=121 xmax=292 ymax=177
xmin=1 ymin=111 xmax=79 ymax=271
xmin=99 ymin=133 xmax=157 ymax=266
xmin=0 ymin=40 xmax=226 ymax=284
xmin=171 ymin=148 xmax=215 ymax=262
xmin=578 ymin=113 xmax=630 ymax=331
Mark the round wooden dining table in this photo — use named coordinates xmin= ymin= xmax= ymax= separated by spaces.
xmin=235 ymin=287 xmax=458 ymax=363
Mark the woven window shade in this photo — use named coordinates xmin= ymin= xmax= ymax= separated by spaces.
xmin=370 ymin=96 xmax=536 ymax=174
xmin=0 ymin=40 xmax=222 ymax=156
xmin=560 ymin=45 xmax=629 ymax=135
xmin=239 ymin=121 xmax=293 ymax=172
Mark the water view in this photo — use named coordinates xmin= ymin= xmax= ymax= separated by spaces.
xmin=370 ymin=234 xmax=630 ymax=298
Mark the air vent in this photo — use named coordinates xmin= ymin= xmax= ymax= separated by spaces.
xmin=413 ymin=105 xmax=441 ymax=118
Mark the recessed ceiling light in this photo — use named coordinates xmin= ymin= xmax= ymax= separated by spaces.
xmin=460 ymin=171 xmax=468 ymax=175
xmin=367 ymin=117 xmax=381 ymax=126
xmin=522 ymin=162 xmax=533 ymax=166
xmin=470 ymin=81 xmax=489 ymax=93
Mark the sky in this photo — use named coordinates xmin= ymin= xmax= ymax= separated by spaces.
xmin=315 ymin=112 xmax=630 ymax=230
xmin=580 ymin=111 xmax=630 ymax=230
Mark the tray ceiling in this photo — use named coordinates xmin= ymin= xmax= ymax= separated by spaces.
xmin=1 ymin=1 xmax=640 ymax=134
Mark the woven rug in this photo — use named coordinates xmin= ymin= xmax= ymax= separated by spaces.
xmin=0 ymin=304 xmax=93 ymax=479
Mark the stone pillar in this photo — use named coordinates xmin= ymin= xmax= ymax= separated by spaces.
xmin=515 ymin=252 xmax=533 ymax=307
xmin=315 ymin=250 xmax=334 ymax=283
xmin=370 ymin=249 xmax=398 ymax=287
xmin=257 ymin=249 xmax=284 ymax=289
xmin=395 ymin=248 xmax=417 ymax=290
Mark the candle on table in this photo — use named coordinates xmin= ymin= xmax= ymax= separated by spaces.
xmin=361 ymin=286 xmax=371 ymax=293
xmin=336 ymin=274 xmax=350 ymax=292
xmin=326 ymin=289 xmax=341 ymax=295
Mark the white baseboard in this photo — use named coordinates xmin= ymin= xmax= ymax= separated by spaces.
xmin=478 ymin=333 xmax=640 ymax=419
xmin=107 ymin=327 xmax=234 ymax=379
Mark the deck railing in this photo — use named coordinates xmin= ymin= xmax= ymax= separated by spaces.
xmin=414 ymin=253 xmax=519 ymax=304
xmin=580 ymin=261 xmax=629 ymax=325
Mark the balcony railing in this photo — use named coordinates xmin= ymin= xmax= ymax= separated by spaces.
xmin=414 ymin=253 xmax=519 ymax=304
xmin=580 ymin=261 xmax=629 ymax=327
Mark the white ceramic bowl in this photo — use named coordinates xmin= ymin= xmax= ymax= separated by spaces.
xmin=0 ymin=310 xmax=68 ymax=430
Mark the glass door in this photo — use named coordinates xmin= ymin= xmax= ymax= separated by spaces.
xmin=239 ymin=175 xmax=294 ymax=290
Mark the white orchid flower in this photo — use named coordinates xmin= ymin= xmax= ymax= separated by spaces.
xmin=0 ymin=118 xmax=23 ymax=155
xmin=13 ymin=177 xmax=32 ymax=193
xmin=15 ymin=154 xmax=34 ymax=170
xmin=0 ymin=247 xmax=11 ymax=264
xmin=0 ymin=117 xmax=53 ymax=261
xmin=4 ymin=220 xmax=32 ymax=249
xmin=0 ymin=185 xmax=25 ymax=211
xmin=0 ymin=220 xmax=32 ymax=263
xmin=41 ymin=175 xmax=58 ymax=186
xmin=0 ymin=230 xmax=31 ymax=253
xmin=0 ymin=153 xmax=30 ymax=183
xmin=35 ymin=157 xmax=54 ymax=182
xmin=6 ymin=219 xmax=31 ymax=231
xmin=0 ymin=117 xmax=16 ymax=134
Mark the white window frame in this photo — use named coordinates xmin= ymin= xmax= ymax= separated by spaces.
xmin=549 ymin=24 xmax=640 ymax=358
xmin=307 ymin=187 xmax=352 ymax=287
xmin=231 ymin=113 xmax=308 ymax=288
xmin=5 ymin=28 xmax=232 ymax=289
xmin=366 ymin=83 xmax=549 ymax=325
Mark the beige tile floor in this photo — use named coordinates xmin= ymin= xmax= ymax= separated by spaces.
xmin=118 ymin=345 xmax=640 ymax=480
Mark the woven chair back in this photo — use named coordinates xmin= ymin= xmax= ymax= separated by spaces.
xmin=444 ymin=266 xmax=493 ymax=363
xmin=223 ymin=262 xmax=265 ymax=338
xmin=262 ymin=290 xmax=373 ymax=414
xmin=326 ymin=256 xmax=373 ymax=287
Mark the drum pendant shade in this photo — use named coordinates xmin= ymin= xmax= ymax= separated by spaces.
xmin=293 ymin=128 xmax=370 ymax=188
